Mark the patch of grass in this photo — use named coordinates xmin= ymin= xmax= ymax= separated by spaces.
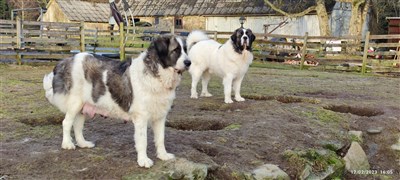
xmin=300 ymin=108 xmax=345 ymax=124
xmin=224 ymin=123 xmax=241 ymax=130
xmin=199 ymin=101 xmax=222 ymax=111
xmin=283 ymin=149 xmax=344 ymax=179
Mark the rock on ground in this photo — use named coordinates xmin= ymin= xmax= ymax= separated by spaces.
xmin=252 ymin=164 xmax=290 ymax=180
xmin=343 ymin=142 xmax=370 ymax=171
xmin=123 ymin=158 xmax=208 ymax=180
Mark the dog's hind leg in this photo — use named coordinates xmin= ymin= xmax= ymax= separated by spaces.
xmin=200 ymin=71 xmax=213 ymax=97
xmin=152 ymin=118 xmax=175 ymax=161
xmin=62 ymin=98 xmax=83 ymax=150
xmin=74 ymin=114 xmax=95 ymax=148
xmin=189 ymin=69 xmax=202 ymax=99
xmin=134 ymin=115 xmax=154 ymax=168
xmin=233 ymin=76 xmax=245 ymax=102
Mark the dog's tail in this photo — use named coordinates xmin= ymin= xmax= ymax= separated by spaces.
xmin=43 ymin=72 xmax=54 ymax=103
xmin=186 ymin=30 xmax=209 ymax=50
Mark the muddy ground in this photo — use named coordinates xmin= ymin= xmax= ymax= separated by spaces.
xmin=0 ymin=63 xmax=399 ymax=179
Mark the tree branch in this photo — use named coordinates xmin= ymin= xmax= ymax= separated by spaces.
xmin=264 ymin=0 xmax=317 ymax=18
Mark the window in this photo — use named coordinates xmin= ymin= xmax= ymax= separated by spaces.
xmin=175 ymin=18 xmax=183 ymax=29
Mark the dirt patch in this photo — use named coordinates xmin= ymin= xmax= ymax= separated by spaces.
xmin=1 ymin=64 xmax=399 ymax=179
xmin=324 ymin=105 xmax=384 ymax=117
xmin=19 ymin=115 xmax=64 ymax=126
xmin=166 ymin=117 xmax=229 ymax=131
xmin=243 ymin=94 xmax=320 ymax=104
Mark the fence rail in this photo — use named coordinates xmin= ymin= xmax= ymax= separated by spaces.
xmin=1 ymin=18 xmax=399 ymax=74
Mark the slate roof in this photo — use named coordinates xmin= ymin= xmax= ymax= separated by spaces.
xmin=122 ymin=0 xmax=317 ymax=16
xmin=54 ymin=0 xmax=109 ymax=22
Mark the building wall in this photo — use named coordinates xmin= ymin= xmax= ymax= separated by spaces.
xmin=134 ymin=16 xmax=205 ymax=30
xmin=205 ymin=15 xmax=321 ymax=36
xmin=42 ymin=0 xmax=70 ymax=23
xmin=42 ymin=0 xmax=110 ymax=30
xmin=183 ymin=16 xmax=206 ymax=30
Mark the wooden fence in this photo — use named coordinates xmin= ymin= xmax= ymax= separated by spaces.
xmin=1 ymin=18 xmax=399 ymax=74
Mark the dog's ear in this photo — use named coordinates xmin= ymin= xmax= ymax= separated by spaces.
xmin=153 ymin=36 xmax=170 ymax=68
xmin=144 ymin=36 xmax=170 ymax=76
xmin=230 ymin=29 xmax=238 ymax=43
xmin=246 ymin=29 xmax=256 ymax=42
xmin=250 ymin=32 xmax=256 ymax=42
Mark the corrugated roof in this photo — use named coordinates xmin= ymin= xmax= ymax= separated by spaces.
xmin=56 ymin=0 xmax=109 ymax=22
xmin=122 ymin=0 xmax=317 ymax=16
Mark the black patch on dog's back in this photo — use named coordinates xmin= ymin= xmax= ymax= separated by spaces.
xmin=82 ymin=55 xmax=133 ymax=112
xmin=52 ymin=57 xmax=74 ymax=94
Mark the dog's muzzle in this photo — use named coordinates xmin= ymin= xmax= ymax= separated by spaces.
xmin=184 ymin=60 xmax=191 ymax=67
xmin=175 ymin=60 xmax=191 ymax=75
xmin=242 ymin=36 xmax=248 ymax=49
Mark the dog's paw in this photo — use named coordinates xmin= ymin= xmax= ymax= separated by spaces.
xmin=224 ymin=99 xmax=234 ymax=104
xmin=62 ymin=141 xmax=76 ymax=150
xmin=137 ymin=157 xmax=154 ymax=168
xmin=77 ymin=141 xmax=95 ymax=148
xmin=190 ymin=94 xmax=199 ymax=99
xmin=235 ymin=97 xmax=245 ymax=102
xmin=158 ymin=152 xmax=175 ymax=161
xmin=201 ymin=92 xmax=213 ymax=97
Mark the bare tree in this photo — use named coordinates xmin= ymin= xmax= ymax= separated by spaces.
xmin=263 ymin=0 xmax=331 ymax=36
xmin=8 ymin=0 xmax=39 ymax=20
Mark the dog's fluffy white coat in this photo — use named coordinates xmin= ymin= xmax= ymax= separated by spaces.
xmin=187 ymin=30 xmax=254 ymax=103
xmin=43 ymin=37 xmax=188 ymax=168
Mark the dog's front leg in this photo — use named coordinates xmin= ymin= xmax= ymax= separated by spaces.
xmin=134 ymin=117 xmax=153 ymax=168
xmin=223 ymin=75 xmax=234 ymax=103
xmin=233 ymin=76 xmax=245 ymax=102
xmin=152 ymin=118 xmax=175 ymax=161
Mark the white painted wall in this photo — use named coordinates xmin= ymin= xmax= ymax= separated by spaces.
xmin=206 ymin=15 xmax=321 ymax=36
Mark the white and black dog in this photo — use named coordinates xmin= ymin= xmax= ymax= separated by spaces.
xmin=186 ymin=28 xmax=255 ymax=103
xmin=43 ymin=35 xmax=191 ymax=168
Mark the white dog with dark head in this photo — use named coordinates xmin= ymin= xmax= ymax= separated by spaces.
xmin=187 ymin=28 xmax=256 ymax=103
xmin=43 ymin=35 xmax=191 ymax=168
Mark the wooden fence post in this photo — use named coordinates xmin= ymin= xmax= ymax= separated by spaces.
xmin=214 ymin=31 xmax=218 ymax=41
xmin=16 ymin=16 xmax=22 ymax=65
xmin=170 ymin=25 xmax=175 ymax=35
xmin=300 ymin=32 xmax=309 ymax=70
xmin=80 ymin=21 xmax=85 ymax=52
xmin=94 ymin=28 xmax=98 ymax=54
xmin=119 ymin=22 xmax=125 ymax=61
xmin=361 ymin=31 xmax=370 ymax=74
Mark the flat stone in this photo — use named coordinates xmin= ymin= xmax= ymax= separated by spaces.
xmin=343 ymin=142 xmax=370 ymax=171
xmin=366 ymin=127 xmax=383 ymax=134
xmin=252 ymin=164 xmax=290 ymax=180
xmin=122 ymin=158 xmax=208 ymax=180
xmin=391 ymin=137 xmax=400 ymax=151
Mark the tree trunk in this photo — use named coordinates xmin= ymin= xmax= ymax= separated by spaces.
xmin=348 ymin=0 xmax=370 ymax=52
xmin=348 ymin=0 xmax=366 ymax=36
xmin=315 ymin=0 xmax=330 ymax=36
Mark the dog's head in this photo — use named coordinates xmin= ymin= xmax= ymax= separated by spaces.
xmin=144 ymin=35 xmax=191 ymax=76
xmin=230 ymin=28 xmax=256 ymax=53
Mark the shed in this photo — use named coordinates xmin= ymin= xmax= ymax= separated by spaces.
xmin=42 ymin=0 xmax=111 ymax=30
xmin=386 ymin=17 xmax=400 ymax=43
xmin=120 ymin=0 xmax=334 ymax=36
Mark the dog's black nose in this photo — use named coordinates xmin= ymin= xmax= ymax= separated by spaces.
xmin=184 ymin=60 xmax=191 ymax=67
xmin=243 ymin=36 xmax=248 ymax=40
